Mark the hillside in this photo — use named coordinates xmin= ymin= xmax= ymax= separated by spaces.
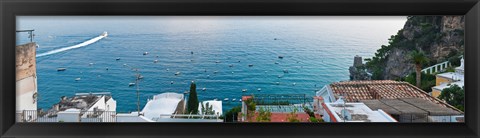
xmin=364 ymin=16 xmax=464 ymax=80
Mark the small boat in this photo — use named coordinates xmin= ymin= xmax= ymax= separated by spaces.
xmin=278 ymin=55 xmax=284 ymax=59
xmin=101 ymin=31 xmax=108 ymax=37
xmin=257 ymin=88 xmax=262 ymax=91
xmin=278 ymin=75 xmax=283 ymax=78
xmin=204 ymin=69 xmax=207 ymax=72
xmin=207 ymin=75 xmax=210 ymax=78
xmin=116 ymin=57 xmax=121 ymax=61
xmin=229 ymin=64 xmax=233 ymax=67
xmin=143 ymin=52 xmax=149 ymax=55
xmin=166 ymin=68 xmax=170 ymax=71
xmin=265 ymin=71 xmax=268 ymax=73
xmin=231 ymin=72 xmax=234 ymax=74
xmin=215 ymin=61 xmax=221 ymax=63
xmin=224 ymin=98 xmax=229 ymax=101
xmin=213 ymin=71 xmax=218 ymax=74
xmin=202 ymin=88 xmax=206 ymax=91
xmin=123 ymin=64 xmax=127 ymax=66
xmin=248 ymin=64 xmax=253 ymax=67
xmin=75 ymin=78 xmax=81 ymax=81
xmin=106 ymin=67 xmax=109 ymax=70
xmin=191 ymin=51 xmax=194 ymax=54
xmin=183 ymin=91 xmax=189 ymax=94
xmin=274 ymin=62 xmax=279 ymax=64
xmin=283 ymin=69 xmax=289 ymax=73
xmin=170 ymin=81 xmax=174 ymax=84
xmin=57 ymin=68 xmax=67 ymax=71
xmin=89 ymin=63 xmax=94 ymax=66
xmin=154 ymin=60 xmax=159 ymax=63
xmin=137 ymin=75 xmax=144 ymax=79
xmin=238 ymin=60 xmax=241 ymax=63
xmin=293 ymin=82 xmax=296 ymax=86
xmin=175 ymin=72 xmax=181 ymax=75
xmin=242 ymin=89 xmax=247 ymax=92
xmin=275 ymin=82 xmax=280 ymax=85
xmin=129 ymin=83 xmax=135 ymax=86
xmin=239 ymin=99 xmax=242 ymax=102
xmin=214 ymin=98 xmax=218 ymax=101
xmin=274 ymin=38 xmax=278 ymax=40
xmin=232 ymin=98 xmax=236 ymax=101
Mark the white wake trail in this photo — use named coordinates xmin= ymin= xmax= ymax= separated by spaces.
xmin=36 ymin=32 xmax=108 ymax=58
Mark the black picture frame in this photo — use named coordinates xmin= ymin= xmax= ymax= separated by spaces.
xmin=1 ymin=0 xmax=479 ymax=138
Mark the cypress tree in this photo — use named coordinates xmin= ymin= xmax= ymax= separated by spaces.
xmin=187 ymin=81 xmax=199 ymax=114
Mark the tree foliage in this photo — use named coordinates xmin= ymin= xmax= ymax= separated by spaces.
xmin=409 ymin=50 xmax=430 ymax=87
xmin=256 ymin=107 xmax=272 ymax=122
xmin=200 ymin=102 xmax=215 ymax=115
xmin=187 ymin=81 xmax=199 ymax=114
xmin=286 ymin=108 xmax=300 ymax=122
xmin=224 ymin=106 xmax=242 ymax=122
xmin=438 ymin=85 xmax=465 ymax=111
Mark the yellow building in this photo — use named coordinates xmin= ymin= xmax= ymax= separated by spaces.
xmin=431 ymin=57 xmax=464 ymax=98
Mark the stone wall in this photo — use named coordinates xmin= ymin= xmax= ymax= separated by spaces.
xmin=16 ymin=42 xmax=37 ymax=81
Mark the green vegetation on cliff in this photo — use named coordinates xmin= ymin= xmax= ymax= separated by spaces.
xmin=365 ymin=16 xmax=464 ymax=80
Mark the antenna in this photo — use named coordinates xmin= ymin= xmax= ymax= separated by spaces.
xmin=124 ymin=64 xmax=142 ymax=115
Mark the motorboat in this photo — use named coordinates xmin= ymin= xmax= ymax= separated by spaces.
xmin=242 ymin=89 xmax=247 ymax=92
xmin=213 ymin=71 xmax=218 ymax=74
xmin=229 ymin=64 xmax=234 ymax=67
xmin=129 ymin=83 xmax=135 ymax=86
xmin=224 ymin=98 xmax=229 ymax=101
xmin=202 ymin=88 xmax=206 ymax=91
xmin=275 ymin=62 xmax=279 ymax=64
xmin=275 ymin=82 xmax=280 ymax=85
xmin=170 ymin=81 xmax=174 ymax=84
xmin=101 ymin=31 xmax=108 ymax=37
xmin=57 ymin=68 xmax=67 ymax=71
xmin=232 ymin=98 xmax=236 ymax=101
xmin=143 ymin=52 xmax=149 ymax=55
xmin=293 ymin=82 xmax=296 ymax=86
xmin=116 ymin=57 xmax=121 ymax=61
xmin=257 ymin=88 xmax=262 ymax=91
xmin=75 ymin=78 xmax=81 ymax=81
xmin=239 ymin=99 xmax=242 ymax=102
xmin=89 ymin=63 xmax=94 ymax=66
xmin=215 ymin=61 xmax=221 ymax=63
xmin=137 ymin=75 xmax=144 ymax=79
xmin=175 ymin=72 xmax=181 ymax=76
xmin=283 ymin=69 xmax=289 ymax=73
xmin=278 ymin=55 xmax=284 ymax=59
xmin=248 ymin=64 xmax=253 ymax=67
xmin=154 ymin=60 xmax=159 ymax=63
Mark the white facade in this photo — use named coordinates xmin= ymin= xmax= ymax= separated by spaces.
xmin=16 ymin=76 xmax=38 ymax=112
xmin=198 ymin=100 xmax=223 ymax=115
xmin=322 ymin=102 xmax=397 ymax=122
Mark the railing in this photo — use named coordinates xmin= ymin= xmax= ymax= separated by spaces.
xmin=421 ymin=61 xmax=450 ymax=74
xmin=17 ymin=110 xmax=58 ymax=122
xmin=81 ymin=111 xmax=117 ymax=122
xmin=17 ymin=110 xmax=117 ymax=122
xmin=396 ymin=114 xmax=463 ymax=122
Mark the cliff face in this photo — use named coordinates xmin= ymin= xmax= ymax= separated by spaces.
xmin=367 ymin=16 xmax=464 ymax=80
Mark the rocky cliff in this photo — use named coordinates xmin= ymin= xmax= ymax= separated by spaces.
xmin=365 ymin=16 xmax=464 ymax=80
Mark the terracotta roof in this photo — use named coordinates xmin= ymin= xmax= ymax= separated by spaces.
xmin=329 ymin=80 xmax=463 ymax=113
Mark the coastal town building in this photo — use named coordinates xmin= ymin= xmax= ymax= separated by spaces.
xmin=431 ymin=57 xmax=464 ymax=98
xmin=117 ymin=92 xmax=223 ymax=122
xmin=316 ymin=80 xmax=464 ymax=122
xmin=16 ymin=42 xmax=39 ymax=122
xmin=239 ymin=94 xmax=321 ymax=122
xmin=321 ymin=97 xmax=397 ymax=122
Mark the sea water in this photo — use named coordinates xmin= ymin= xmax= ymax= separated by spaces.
xmin=17 ymin=16 xmax=407 ymax=112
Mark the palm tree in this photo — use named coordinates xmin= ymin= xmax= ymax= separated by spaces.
xmin=409 ymin=50 xmax=429 ymax=88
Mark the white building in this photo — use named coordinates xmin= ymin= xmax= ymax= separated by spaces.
xmin=16 ymin=43 xmax=39 ymax=122
xmin=116 ymin=92 xmax=223 ymax=122
xmin=431 ymin=57 xmax=464 ymax=97
xmin=322 ymin=98 xmax=397 ymax=122
xmin=38 ymin=92 xmax=117 ymax=122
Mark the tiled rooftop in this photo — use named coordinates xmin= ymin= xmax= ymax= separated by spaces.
xmin=329 ymin=80 xmax=462 ymax=113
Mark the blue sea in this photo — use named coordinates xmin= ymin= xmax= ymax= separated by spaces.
xmin=17 ymin=16 xmax=407 ymax=113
